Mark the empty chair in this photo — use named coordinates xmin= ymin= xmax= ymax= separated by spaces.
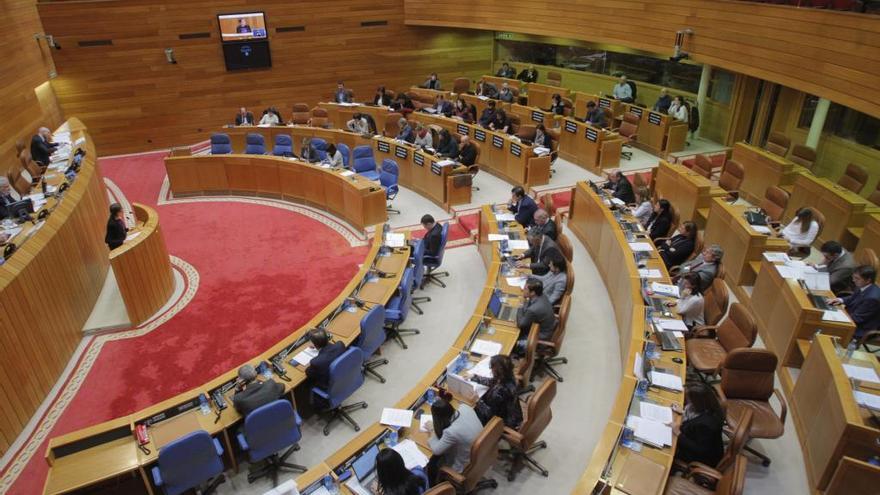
xmin=702 ymin=278 xmax=730 ymax=328
xmin=868 ymin=181 xmax=880 ymax=206
xmin=381 ymin=159 xmax=399 ymax=176
xmin=556 ymin=232 xmax=573 ymax=263
xmin=309 ymin=107 xmax=330 ymax=128
xmin=618 ymin=112 xmax=640 ymax=160
xmin=838 ymin=163 xmax=868 ymax=194
xmin=764 ymin=132 xmax=791 ymax=157
xmin=516 ymin=124 xmax=537 ymax=142
xmin=422 ymin=223 xmax=450 ymax=288
xmin=686 ymin=303 xmax=757 ymax=380
xmin=336 ymin=142 xmax=351 ymax=169
xmin=535 ymin=296 xmax=570 ymax=382
xmin=151 ymin=430 xmax=226 ymax=495
xmin=789 ymin=144 xmax=816 ymax=171
xmin=384 ymin=112 xmax=403 ymax=138
xmin=501 ymin=379 xmax=557 ymax=481
xmin=352 ymin=145 xmax=380 ymax=181
xmin=290 ymin=103 xmax=311 ymax=125
xmin=311 ymin=347 xmax=368 ymax=435
xmin=7 ymin=165 xmax=32 ymax=196
xmin=663 ymin=454 xmax=748 ymax=495
xmin=410 ymin=238 xmax=431 ymax=314
xmin=210 ymin=133 xmax=232 ymax=154
xmin=380 ymin=165 xmax=400 ymax=215
xmin=245 ymin=133 xmax=266 ymax=154
xmin=236 ymin=400 xmax=307 ymax=486
xmin=692 ymin=154 xmax=715 ymax=180
xmin=438 ymin=417 xmax=504 ymax=493
xmin=546 ymin=71 xmax=562 ymax=87
xmin=352 ymin=305 xmax=389 ymax=383
xmin=718 ymin=160 xmax=744 ymax=200
xmin=272 ymin=134 xmax=293 ymax=157
xmin=759 ymin=186 xmax=790 ymax=226
xmin=384 ymin=267 xmax=420 ymax=349
xmin=717 ymin=348 xmax=786 ymax=467
xmin=453 ymin=77 xmax=471 ymax=94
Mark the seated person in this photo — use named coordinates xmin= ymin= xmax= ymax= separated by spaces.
xmin=631 ymin=186 xmax=653 ymax=226
xmin=517 ymin=65 xmax=538 ymax=83
xmin=533 ymin=252 xmax=567 ymax=305
xmin=658 ymin=221 xmax=698 ymax=269
xmin=413 ymin=124 xmax=433 ymax=149
xmin=475 ymin=80 xmax=498 ymax=99
xmin=392 ymin=94 xmax=416 ymax=115
xmin=602 ymin=169 xmax=636 ymax=204
xmin=531 ymin=208 xmax=557 ymax=241
xmin=612 ymin=75 xmax=634 ymax=103
xmin=676 ymin=245 xmax=724 ymax=292
xmin=829 ymin=265 xmax=880 ymax=340
xmin=498 ymin=83 xmax=515 ymax=103
xmin=496 ymin=62 xmax=516 ymax=79
xmin=478 ymin=100 xmax=497 ymax=127
xmin=470 ymin=355 xmax=523 ymax=428
xmin=453 ymin=98 xmax=474 ymax=122
xmin=515 ymin=230 xmax=561 ymax=276
xmin=232 ymin=364 xmax=284 ymax=417
xmin=813 ymin=241 xmax=856 ymax=295
xmin=300 ymin=137 xmax=320 ymax=163
xmin=584 ymin=101 xmax=607 ymax=128
xmin=375 ymin=448 xmax=427 ymax=495
xmin=105 ymin=203 xmax=128 ymax=250
xmin=373 ymin=86 xmax=393 ymax=106
xmin=424 ymin=397 xmax=482 ymax=484
xmin=515 ymin=278 xmax=557 ymax=343
xmin=653 ymin=88 xmax=672 ymax=113
xmin=533 ymin=124 xmax=552 ymax=148
xmin=508 ymin=185 xmax=538 ymax=227
xmin=547 ymin=93 xmax=565 ymax=115
xmin=668 ymin=95 xmax=689 ymax=122
xmin=324 ymin=143 xmax=344 ymax=169
xmin=259 ymin=107 xmax=280 ymax=126
xmin=423 ymin=73 xmax=441 ymax=90
xmin=305 ymin=329 xmax=346 ymax=403
xmin=646 ymin=199 xmax=673 ymax=241
xmin=779 ymin=207 xmax=819 ymax=256
xmin=666 ymin=273 xmax=705 ymax=329
xmin=334 ymin=81 xmax=352 ymax=103
xmin=435 ymin=130 xmax=459 ymax=158
xmin=0 ymin=177 xmax=20 ymax=208
xmin=672 ymin=383 xmax=725 ymax=467
xmin=421 ymin=214 xmax=443 ymax=257
xmin=346 ymin=113 xmax=370 ymax=134
xmin=235 ymin=107 xmax=254 ymax=126
xmin=455 ymin=136 xmax=477 ymax=166
xmin=396 ymin=118 xmax=415 ymax=143
xmin=433 ymin=95 xmax=453 ymax=117
xmin=488 ymin=109 xmax=511 ymax=134
xmin=236 ymin=18 xmax=252 ymax=33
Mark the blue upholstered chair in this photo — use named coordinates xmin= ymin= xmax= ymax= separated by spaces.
xmin=352 ymin=145 xmax=380 ymax=181
xmin=210 ymin=133 xmax=232 ymax=155
xmin=151 ymin=430 xmax=225 ymax=495
xmin=235 ymin=400 xmax=306 ymax=486
xmin=311 ymin=348 xmax=367 ymax=435
xmin=380 ymin=169 xmax=400 ymax=215
xmin=272 ymin=134 xmax=294 ymax=157
xmin=381 ymin=159 xmax=399 ymax=177
xmin=310 ymin=138 xmax=329 ymax=161
xmin=384 ymin=267 xmax=420 ymax=349
xmin=337 ymin=143 xmax=351 ymax=169
xmin=245 ymin=133 xmax=266 ymax=154
xmin=352 ymin=305 xmax=388 ymax=383
xmin=409 ymin=239 xmax=431 ymax=315
xmin=423 ymin=223 xmax=450 ymax=289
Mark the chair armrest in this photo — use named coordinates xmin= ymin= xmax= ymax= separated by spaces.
xmin=713 ymin=383 xmax=727 ymax=402
xmin=502 ymin=427 xmax=524 ymax=446
xmin=859 ymin=330 xmax=880 ymax=347
xmin=773 ymin=389 xmax=788 ymax=424
xmin=438 ymin=466 xmax=466 ymax=488
xmin=213 ymin=438 xmax=224 ymax=456
xmin=669 ymin=265 xmax=682 ymax=277
xmin=151 ymin=466 xmax=163 ymax=487
xmin=654 ymin=236 xmax=671 ymax=243
xmin=312 ymin=387 xmax=330 ymax=400
xmin=686 ymin=462 xmax=723 ymax=488
xmin=691 ymin=325 xmax=718 ymax=338
xmin=236 ymin=432 xmax=249 ymax=451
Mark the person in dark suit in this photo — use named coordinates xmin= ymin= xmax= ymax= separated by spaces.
xmin=517 ymin=65 xmax=538 ymax=83
xmin=830 ymin=265 xmax=880 ymax=339
xmin=531 ymin=208 xmax=557 ymax=241
xmin=673 ymin=383 xmax=725 ymax=467
xmin=547 ymin=94 xmax=565 ymax=116
xmin=0 ymin=177 xmax=18 ymax=206
xmin=232 ymin=364 xmax=284 ymax=417
xmin=488 ymin=110 xmax=511 ymax=134
xmin=305 ymin=329 xmax=346 ymax=394
xmin=475 ymin=81 xmax=498 ymax=99
xmin=515 ymin=279 xmax=557 ymax=342
xmin=455 ymin=136 xmax=478 ymax=166
xmin=423 ymin=73 xmax=441 ymax=90
xmin=433 ymin=95 xmax=453 ymax=117
xmin=235 ymin=107 xmax=254 ymax=126
xmin=584 ymin=101 xmax=607 ymax=128
xmin=646 ymin=199 xmax=673 ymax=241
xmin=508 ymin=186 xmax=538 ymax=228
xmin=334 ymin=81 xmax=352 ymax=103
xmin=516 ymin=230 xmax=561 ymax=276
xmin=676 ymin=245 xmax=724 ymax=292
xmin=658 ymin=221 xmax=697 ymax=268
xmin=496 ymin=63 xmax=516 ymax=79
xmin=373 ymin=86 xmax=392 ymax=106
xmin=436 ymin=130 xmax=459 ymax=158
xmin=653 ymin=88 xmax=672 ymax=114
xmin=421 ymin=214 xmax=443 ymax=257
xmin=105 ymin=203 xmax=127 ymax=250
xmin=30 ymin=127 xmax=59 ymax=166
xmin=815 ymin=241 xmax=856 ymax=295
xmin=396 ymin=118 xmax=415 ymax=143
xmin=603 ymin=170 xmax=635 ymax=204
xmin=478 ymin=100 xmax=497 ymax=127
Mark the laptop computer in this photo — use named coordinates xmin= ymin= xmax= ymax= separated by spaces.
xmin=352 ymin=443 xmax=380 ymax=485
xmin=489 ymin=290 xmax=517 ymax=322
xmin=656 ymin=329 xmax=682 ymax=352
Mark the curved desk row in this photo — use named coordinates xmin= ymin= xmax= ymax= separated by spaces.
xmin=0 ymin=118 xmax=110 ymax=456
xmin=42 ymin=225 xmax=409 ymax=494
xmin=164 ymin=154 xmax=387 ymax=232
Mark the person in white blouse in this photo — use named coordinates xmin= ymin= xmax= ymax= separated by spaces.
xmin=779 ymin=207 xmax=820 ymax=256
xmin=259 ymin=109 xmax=280 ymax=126
xmin=668 ymin=96 xmax=689 ymax=123
xmin=667 ymin=272 xmax=705 ymax=330
xmin=413 ymin=123 xmax=433 ymax=149
xmin=324 ymin=143 xmax=345 ymax=169
xmin=631 ymin=186 xmax=653 ymax=226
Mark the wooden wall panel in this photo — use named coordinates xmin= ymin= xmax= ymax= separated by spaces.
xmin=404 ymin=0 xmax=880 ymax=119
xmin=0 ymin=0 xmax=61 ymax=176
xmin=35 ymin=0 xmax=494 ymax=155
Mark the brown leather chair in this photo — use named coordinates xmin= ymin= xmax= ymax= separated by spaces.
xmin=693 ymin=154 xmax=714 ymax=180
xmin=19 ymin=150 xmax=42 ymax=184
xmin=7 ymin=166 xmax=32 ymax=196
xmin=687 ymin=231 xmax=704 ymax=264
xmin=619 ymin=112 xmax=640 ymax=160
xmin=547 ymin=71 xmax=562 ymax=87
xmin=789 ymin=144 xmax=816 ymax=172
xmin=535 ymin=296 xmax=570 ymax=381
xmin=309 ymin=107 xmax=330 ymax=128
xmin=501 ymin=379 xmax=556 ymax=481
xmin=858 ymin=329 xmax=880 ymax=354
xmin=539 ymin=193 xmax=555 ymax=217
xmin=717 ymin=160 xmax=744 ymax=200
xmin=811 ymin=207 xmax=826 ymax=243
xmin=702 ymin=278 xmax=729 ymax=328
xmin=561 ymin=97 xmax=574 ymax=117
xmin=507 ymin=115 xmax=521 ymax=135
xmin=664 ymin=454 xmax=748 ymax=495
xmin=563 ymin=266 xmax=574 ymax=297
xmin=463 ymin=141 xmax=482 ymax=191
xmin=867 ymin=181 xmax=880 ymax=206
xmin=453 ymin=78 xmax=470 ymax=94
xmin=686 ymin=303 xmax=757 ymax=379
xmin=838 ymin=163 xmax=868 ymax=194
xmin=759 ymin=186 xmax=790 ymax=226
xmin=858 ymin=248 xmax=880 ymax=273
xmin=764 ymin=132 xmax=791 ymax=157
xmin=290 ymin=103 xmax=311 ymax=125
xmin=717 ymin=348 xmax=786 ymax=467
xmin=424 ymin=482 xmax=456 ymax=495
xmin=516 ymin=124 xmax=536 ymax=142
xmin=556 ymin=233 xmax=573 ymax=263
xmin=514 ymin=324 xmax=539 ymax=393
xmin=437 ymin=417 xmax=503 ymax=493
xmin=384 ymin=113 xmax=403 ymax=138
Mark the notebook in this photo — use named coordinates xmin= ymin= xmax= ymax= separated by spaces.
xmin=615 ymin=453 xmax=666 ymax=495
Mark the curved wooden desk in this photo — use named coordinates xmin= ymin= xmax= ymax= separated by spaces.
xmin=0 ymin=118 xmax=109 ymax=456
xmin=109 ymin=203 xmax=174 ymax=326
xmin=163 ymin=154 xmax=387 ymax=232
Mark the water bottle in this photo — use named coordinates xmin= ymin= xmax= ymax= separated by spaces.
xmin=456 ymin=351 xmax=469 ymax=374
xmin=199 ymin=394 xmax=211 ymax=415
xmin=636 ymin=379 xmax=649 ymax=398
xmin=388 ymin=428 xmax=399 ymax=447
xmin=323 ymin=474 xmax=339 ymax=494
xmin=845 ymin=339 xmax=857 ymax=361
xmin=425 ymin=388 xmax=436 ymax=405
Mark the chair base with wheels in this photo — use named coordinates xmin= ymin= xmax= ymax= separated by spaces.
xmin=246 ymin=445 xmax=307 ymax=486
xmin=411 ymin=295 xmax=431 ymax=315
xmin=384 ymin=322 xmax=420 ymax=349
xmin=621 ymin=144 xmax=633 ymax=160
xmin=363 ymin=355 xmax=389 ymax=383
xmin=500 ymin=440 xmax=549 ymax=481
xmin=534 ymin=355 xmax=568 ymax=382
xmin=320 ymin=400 xmax=368 ymax=436
xmin=422 ymin=266 xmax=449 ymax=288
xmin=387 ymin=204 xmax=401 ymax=214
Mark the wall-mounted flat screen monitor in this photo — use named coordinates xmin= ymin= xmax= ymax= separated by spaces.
xmin=218 ymin=12 xmax=268 ymax=42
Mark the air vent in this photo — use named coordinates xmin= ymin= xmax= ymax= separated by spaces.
xmin=277 ymin=26 xmax=305 ymax=33
xmin=78 ymin=39 xmax=112 ymax=47
xmin=360 ymin=20 xmax=387 ymax=27
xmin=179 ymin=32 xmax=210 ymax=40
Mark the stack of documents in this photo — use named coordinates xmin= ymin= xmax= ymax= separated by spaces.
xmin=649 ymin=371 xmax=683 ymax=391
xmin=763 ymin=252 xmax=790 ymax=263
xmin=638 ymin=269 xmax=663 ymax=279
xmin=854 ymin=391 xmax=880 ymax=411
xmin=392 ymin=439 xmax=429 ymax=469
xmin=470 ymin=339 xmax=502 ymax=357
xmin=628 ymin=242 xmax=654 ymax=252
xmin=625 ymin=415 xmax=672 ymax=447
xmin=380 ymin=408 xmax=414 ymax=428
xmin=650 ymin=282 xmax=680 ymax=298
xmin=291 ymin=347 xmax=318 ymax=366
xmin=506 ymin=276 xmax=527 ymax=289
xmin=842 ymin=364 xmax=880 ymax=384
xmin=507 ymin=239 xmax=529 ymax=250
xmin=468 ymin=356 xmax=493 ymax=378
xmin=488 ymin=234 xmax=509 ymax=241
xmin=494 ymin=212 xmax=515 ymax=222
xmin=384 ymin=233 xmax=405 ymax=247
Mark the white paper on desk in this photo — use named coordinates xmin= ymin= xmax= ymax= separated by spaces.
xmin=822 ymin=310 xmax=851 ymax=323
xmin=494 ymin=212 xmax=515 ymax=222
xmin=640 ymin=402 xmax=674 ymax=424
xmin=610 ymin=197 xmax=626 ymax=206
xmin=628 ymin=242 xmax=654 ymax=252
xmin=125 ymin=231 xmax=141 ymax=242
xmin=380 ymin=408 xmax=414 ymax=428
xmin=651 ymin=282 xmax=680 ymax=298
xmin=508 ymin=240 xmax=530 ymax=250
xmin=774 ymin=264 xmax=801 ymax=280
xmin=292 ymin=347 xmax=318 ymax=366
xmin=656 ymin=318 xmax=688 ymax=332
xmin=843 ymin=364 xmax=880 ymax=384
xmin=74 ymin=137 xmax=86 ymax=146
xmin=638 ymin=269 xmax=663 ymax=279
xmin=854 ymin=391 xmax=880 ymax=411
xmin=506 ymin=276 xmax=527 ymax=289
xmin=340 ymin=170 xmax=356 ymax=177
xmin=384 ymin=233 xmax=405 ymax=247
xmin=488 ymin=234 xmax=509 ymax=241
xmin=303 ymin=486 xmax=330 ymax=495
xmin=626 ymin=415 xmax=672 ymax=447
xmin=392 ymin=439 xmax=429 ymax=469
xmin=751 ymin=225 xmax=773 ymax=235
xmin=534 ymin=146 xmax=550 ymax=156
xmin=763 ymin=251 xmax=790 ymax=263
xmin=803 ymin=271 xmax=830 ymax=291
xmin=436 ymin=159 xmax=456 ymax=167
xmin=634 ymin=352 xmax=644 ymax=380
xmin=344 ymin=478 xmax=370 ymax=495
xmin=419 ymin=414 xmax=433 ymax=433
xmin=470 ymin=339 xmax=503 ymax=357
xmin=649 ymin=371 xmax=684 ymax=391
xmin=469 ymin=356 xmax=493 ymax=379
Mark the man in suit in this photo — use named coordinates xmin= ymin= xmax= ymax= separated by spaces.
xmin=517 ymin=65 xmax=538 ymax=83
xmin=475 ymin=81 xmax=498 ymax=99
xmin=423 ymin=73 xmax=441 ymax=90
xmin=30 ymin=127 xmax=58 ymax=166
xmin=515 ymin=279 xmax=557 ymax=343
xmin=433 ymin=95 xmax=453 ymax=117
xmin=603 ymin=170 xmax=635 ymax=204
xmin=0 ymin=177 xmax=18 ymax=205
xmin=305 ymin=329 xmax=346 ymax=398
xmin=455 ymin=136 xmax=477 ymax=166
xmin=508 ymin=186 xmax=538 ymax=228
xmin=478 ymin=100 xmax=497 ymax=127
xmin=334 ymin=81 xmax=352 ymax=103
xmin=653 ymin=88 xmax=672 ymax=113
xmin=496 ymin=63 xmax=516 ymax=79
xmin=235 ymin=107 xmax=254 ymax=126
xmin=584 ymin=101 xmax=607 ymax=128
xmin=531 ymin=208 xmax=557 ymax=241
xmin=516 ymin=230 xmax=561 ymax=276
xmin=232 ymin=364 xmax=284 ymax=417
xmin=830 ymin=265 xmax=880 ymax=339
xmin=498 ymin=83 xmax=515 ymax=103
xmin=421 ymin=214 xmax=443 ymax=257
xmin=677 ymin=245 xmax=724 ymax=292
xmin=815 ymin=241 xmax=856 ymax=295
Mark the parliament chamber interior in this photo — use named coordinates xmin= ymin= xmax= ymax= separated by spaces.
xmin=1 ymin=1 xmax=879 ymax=494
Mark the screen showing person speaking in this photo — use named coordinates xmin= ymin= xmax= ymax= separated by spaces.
xmin=218 ymin=12 xmax=267 ymax=42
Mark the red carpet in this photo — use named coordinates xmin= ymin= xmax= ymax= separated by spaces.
xmin=4 ymin=151 xmax=368 ymax=495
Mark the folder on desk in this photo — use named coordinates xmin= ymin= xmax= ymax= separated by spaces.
xmin=615 ymin=452 xmax=665 ymax=495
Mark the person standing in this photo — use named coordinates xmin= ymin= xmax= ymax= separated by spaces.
xmin=105 ymin=203 xmax=128 ymax=250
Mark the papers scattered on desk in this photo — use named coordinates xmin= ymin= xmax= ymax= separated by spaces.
xmin=650 ymin=282 xmax=680 ymax=298
xmin=763 ymin=252 xmax=790 ymax=263
xmin=626 ymin=415 xmax=672 ymax=447
xmin=436 ymin=159 xmax=456 ymax=167
xmin=507 ymin=239 xmax=530 ymax=250
xmin=610 ymin=197 xmax=626 ymax=206
xmin=774 ymin=264 xmax=801 ymax=280
xmin=380 ymin=408 xmax=414 ymax=428
xmin=392 ymin=439 xmax=429 ymax=469
xmin=291 ymin=347 xmax=318 ymax=366
xmin=628 ymin=242 xmax=654 ymax=252
xmin=469 ymin=356 xmax=493 ymax=379
xmin=422 ymin=107 xmax=438 ymax=114
xmin=649 ymin=371 xmax=683 ymax=391
xmin=494 ymin=212 xmax=515 ymax=222
xmin=419 ymin=414 xmax=433 ymax=433
xmin=344 ymin=478 xmax=371 ymax=495
xmin=477 ymin=95 xmax=490 ymax=101
xmin=655 ymin=318 xmax=688 ymax=332
xmin=488 ymin=234 xmax=509 ymax=241
xmin=340 ymin=170 xmax=356 ymax=177
xmin=533 ymin=146 xmax=550 ymax=156
xmin=470 ymin=339 xmax=503 ymax=357
xmin=506 ymin=276 xmax=527 ymax=289
xmin=750 ymin=225 xmax=773 ymax=235
xmin=336 ymin=102 xmax=358 ymax=107
xmin=634 ymin=352 xmax=645 ymax=380
xmin=638 ymin=269 xmax=663 ymax=279
xmin=125 ymin=231 xmax=141 ymax=242
xmin=854 ymin=391 xmax=880 ymax=411
xmin=822 ymin=310 xmax=851 ymax=323
xmin=639 ymin=402 xmax=674 ymax=424
xmin=384 ymin=233 xmax=405 ymax=247
xmin=74 ymin=137 xmax=86 ymax=146
xmin=843 ymin=364 xmax=880 ymax=384
xmin=803 ymin=270 xmax=830 ymax=291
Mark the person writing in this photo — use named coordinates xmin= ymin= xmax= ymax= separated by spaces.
xmin=470 ymin=355 xmax=523 ymax=428
xmin=496 ymin=63 xmax=516 ymax=79
xmin=517 ymin=65 xmax=538 ymax=83
xmin=392 ymin=94 xmax=415 ymax=115
xmin=453 ymin=98 xmax=474 ymax=123
xmin=547 ymin=93 xmax=565 ymax=116
xmin=424 ymin=397 xmax=482 ymax=484
xmin=305 ymin=329 xmax=345 ymax=405
xmin=646 ymin=199 xmax=673 ymax=241
xmin=668 ymin=96 xmax=689 ymax=122
xmin=658 ymin=221 xmax=698 ymax=269
xmin=347 ymin=113 xmax=370 ymax=135
xmin=421 ymin=214 xmax=443 ymax=257
xmin=653 ymin=88 xmax=672 ymax=113
xmin=232 ymin=364 xmax=284 ymax=416
xmin=533 ymin=252 xmax=567 ymax=305
xmin=435 ymin=130 xmax=459 ymax=158
xmin=584 ymin=101 xmax=607 ymax=128
xmin=779 ymin=207 xmax=819 ymax=256
xmin=508 ymin=185 xmax=538 ymax=227
xmin=334 ymin=81 xmax=352 ymax=103
xmin=813 ymin=241 xmax=856 ymax=295
xmin=666 ymin=273 xmax=705 ymax=330
xmin=259 ymin=108 xmax=280 ymax=126
xmin=828 ymin=265 xmax=880 ymax=340
xmin=423 ymin=73 xmax=441 ymax=90
xmin=534 ymin=124 xmax=552 ymax=149
xmin=672 ymin=383 xmax=725 ymax=467
xmin=433 ymin=95 xmax=453 ymax=117
xmin=455 ymin=136 xmax=477 ymax=166
xmin=515 ymin=279 xmax=557 ymax=344
xmin=612 ymin=75 xmax=634 ymax=103
xmin=235 ymin=107 xmax=254 ymax=126
xmin=602 ymin=169 xmax=635 ymax=204
xmin=375 ymin=448 xmax=426 ymax=495
xmin=489 ymin=109 xmax=511 ymax=134
xmin=324 ymin=143 xmax=344 ymax=169
xmin=396 ymin=118 xmax=415 ymax=143
xmin=413 ymin=124 xmax=433 ymax=149
xmin=105 ymin=203 xmax=128 ymax=250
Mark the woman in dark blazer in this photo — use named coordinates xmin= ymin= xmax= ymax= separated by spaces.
xmin=659 ymin=221 xmax=697 ymax=268
xmin=547 ymin=93 xmax=565 ymax=115
xmin=646 ymin=199 xmax=673 ymax=241
xmin=673 ymin=383 xmax=725 ymax=467
xmin=105 ymin=203 xmax=128 ymax=250
xmin=471 ymin=355 xmax=523 ymax=429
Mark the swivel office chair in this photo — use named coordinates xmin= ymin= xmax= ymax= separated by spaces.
xmin=789 ymin=144 xmax=816 ymax=172
xmin=210 ymin=133 xmax=232 ymax=155
xmin=838 ymin=163 xmax=869 ymax=194
xmin=337 ymin=143 xmax=351 ymax=169
xmin=290 ymin=103 xmax=311 ymax=125
xmin=422 ymin=223 xmax=450 ymax=288
xmin=384 ymin=267 xmax=420 ymax=349
xmin=410 ymin=238 xmax=431 ymax=315
xmin=310 ymin=138 xmax=329 ymax=161
xmin=501 ymin=379 xmax=556 ymax=481
xmin=686 ymin=303 xmax=758 ymax=381
xmin=311 ymin=347 xmax=368 ymax=435
xmin=535 ymin=296 xmax=570 ymax=382
xmin=352 ymin=305 xmax=389 ymax=383
xmin=353 ymin=145 xmax=380 ymax=181
xmin=380 ymin=167 xmax=401 ymax=214
xmin=272 ymin=134 xmax=294 ymax=157
xmin=424 ymin=482 xmax=456 ymax=495
xmin=151 ymin=430 xmax=226 ymax=495
xmin=764 ymin=132 xmax=791 ymax=157
xmin=437 ymin=417 xmax=504 ymax=493
xmin=618 ymin=112 xmax=640 ymax=160
xmin=236 ymin=400 xmax=307 ymax=486
xmin=664 ymin=454 xmax=748 ymax=495
xmin=245 ymin=133 xmax=266 ymax=155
